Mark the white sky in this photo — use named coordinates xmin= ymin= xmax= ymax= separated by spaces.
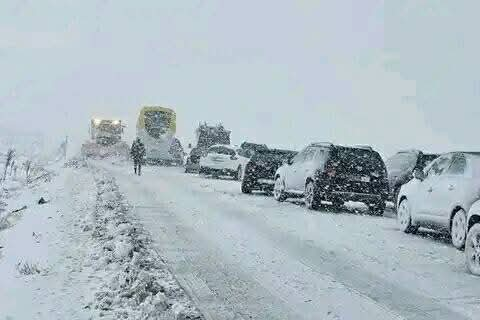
xmin=1 ymin=1 xmax=479 ymax=157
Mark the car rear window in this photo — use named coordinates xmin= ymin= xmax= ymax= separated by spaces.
xmin=333 ymin=148 xmax=386 ymax=176
xmin=208 ymin=146 xmax=235 ymax=156
xmin=253 ymin=150 xmax=295 ymax=162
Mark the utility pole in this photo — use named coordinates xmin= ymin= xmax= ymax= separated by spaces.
xmin=64 ymin=135 xmax=68 ymax=160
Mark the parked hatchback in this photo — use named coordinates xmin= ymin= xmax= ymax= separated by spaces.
xmin=465 ymin=199 xmax=480 ymax=276
xmin=273 ymin=143 xmax=389 ymax=214
xmin=241 ymin=149 xmax=297 ymax=194
xmin=199 ymin=145 xmax=249 ymax=180
xmin=386 ymin=150 xmax=438 ymax=202
xmin=397 ymin=152 xmax=480 ymax=250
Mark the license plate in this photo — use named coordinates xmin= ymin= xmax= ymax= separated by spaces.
xmin=258 ymin=179 xmax=275 ymax=184
xmin=351 ymin=175 xmax=370 ymax=183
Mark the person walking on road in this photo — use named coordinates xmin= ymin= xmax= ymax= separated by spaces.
xmin=131 ymin=137 xmax=146 ymax=176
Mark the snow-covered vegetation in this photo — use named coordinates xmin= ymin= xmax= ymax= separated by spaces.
xmin=0 ymin=151 xmax=204 ymax=319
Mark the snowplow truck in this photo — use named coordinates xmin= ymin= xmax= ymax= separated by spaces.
xmin=81 ymin=119 xmax=130 ymax=159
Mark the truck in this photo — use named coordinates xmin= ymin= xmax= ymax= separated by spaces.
xmin=81 ymin=118 xmax=129 ymax=159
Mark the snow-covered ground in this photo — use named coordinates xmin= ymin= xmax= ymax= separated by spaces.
xmin=97 ymin=162 xmax=480 ymax=320
xmin=2 ymin=157 xmax=479 ymax=320
xmin=0 ymin=159 xmax=203 ymax=320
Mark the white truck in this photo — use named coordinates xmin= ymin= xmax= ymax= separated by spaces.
xmin=81 ymin=119 xmax=129 ymax=159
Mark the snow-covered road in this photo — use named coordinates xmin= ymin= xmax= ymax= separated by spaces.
xmin=100 ymin=162 xmax=480 ymax=320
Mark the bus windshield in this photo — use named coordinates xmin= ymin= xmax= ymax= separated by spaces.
xmin=145 ymin=111 xmax=171 ymax=138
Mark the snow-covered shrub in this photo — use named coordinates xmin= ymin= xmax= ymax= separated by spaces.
xmin=2 ymin=148 xmax=15 ymax=182
xmin=23 ymin=160 xmax=32 ymax=182
xmin=16 ymin=261 xmax=42 ymax=276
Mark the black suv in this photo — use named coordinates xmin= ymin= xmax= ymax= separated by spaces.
xmin=241 ymin=149 xmax=297 ymax=194
xmin=273 ymin=143 xmax=389 ymax=215
xmin=385 ymin=150 xmax=438 ymax=202
xmin=237 ymin=142 xmax=269 ymax=159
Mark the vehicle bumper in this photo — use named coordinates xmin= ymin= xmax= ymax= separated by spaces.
xmin=185 ymin=162 xmax=200 ymax=172
xmin=200 ymin=166 xmax=236 ymax=176
xmin=253 ymin=178 xmax=276 ymax=191
xmin=326 ymin=191 xmax=384 ymax=204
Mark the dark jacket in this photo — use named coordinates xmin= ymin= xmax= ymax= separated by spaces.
xmin=131 ymin=140 xmax=146 ymax=161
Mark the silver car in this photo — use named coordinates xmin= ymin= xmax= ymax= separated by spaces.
xmin=397 ymin=152 xmax=480 ymax=252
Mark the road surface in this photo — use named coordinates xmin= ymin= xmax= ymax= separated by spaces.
xmin=99 ymin=162 xmax=480 ymax=320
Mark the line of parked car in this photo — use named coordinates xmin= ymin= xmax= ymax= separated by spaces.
xmin=184 ymin=143 xmax=480 ymax=276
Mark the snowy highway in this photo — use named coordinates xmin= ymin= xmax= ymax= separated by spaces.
xmin=99 ymin=162 xmax=480 ymax=320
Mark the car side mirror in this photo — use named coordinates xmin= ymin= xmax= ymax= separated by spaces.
xmin=413 ymin=169 xmax=425 ymax=181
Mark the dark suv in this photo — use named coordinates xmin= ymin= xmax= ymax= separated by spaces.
xmin=385 ymin=150 xmax=438 ymax=202
xmin=241 ymin=149 xmax=297 ymax=194
xmin=273 ymin=143 xmax=389 ymax=215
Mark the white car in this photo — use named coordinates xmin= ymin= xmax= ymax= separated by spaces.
xmin=397 ymin=152 xmax=480 ymax=251
xmin=466 ymin=200 xmax=480 ymax=275
xmin=199 ymin=145 xmax=249 ymax=180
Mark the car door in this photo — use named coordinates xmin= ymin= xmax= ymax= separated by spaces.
xmin=294 ymin=147 xmax=320 ymax=191
xmin=284 ymin=148 xmax=306 ymax=192
xmin=300 ymin=147 xmax=321 ymax=189
xmin=414 ymin=154 xmax=453 ymax=222
xmin=430 ymin=153 xmax=469 ymax=227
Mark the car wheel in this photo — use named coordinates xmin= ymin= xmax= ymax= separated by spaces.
xmin=273 ymin=177 xmax=287 ymax=202
xmin=369 ymin=201 xmax=386 ymax=216
xmin=331 ymin=199 xmax=344 ymax=211
xmin=451 ymin=209 xmax=467 ymax=250
xmin=304 ymin=181 xmax=320 ymax=210
xmin=241 ymin=179 xmax=252 ymax=194
xmin=466 ymin=224 xmax=480 ymax=276
xmin=397 ymin=199 xmax=417 ymax=233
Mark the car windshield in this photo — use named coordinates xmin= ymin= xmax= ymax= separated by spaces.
xmin=419 ymin=154 xmax=439 ymax=169
xmin=144 ymin=111 xmax=171 ymax=138
xmin=335 ymin=148 xmax=386 ymax=176
xmin=386 ymin=152 xmax=418 ymax=173
xmin=208 ymin=146 xmax=235 ymax=156
xmin=97 ymin=122 xmax=121 ymax=134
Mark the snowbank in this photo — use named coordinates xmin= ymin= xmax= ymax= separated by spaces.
xmin=82 ymin=167 xmax=204 ymax=319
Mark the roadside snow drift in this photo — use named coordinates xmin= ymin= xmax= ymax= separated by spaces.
xmin=85 ymin=166 xmax=204 ymax=319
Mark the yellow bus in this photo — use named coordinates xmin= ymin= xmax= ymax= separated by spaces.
xmin=136 ymin=106 xmax=183 ymax=165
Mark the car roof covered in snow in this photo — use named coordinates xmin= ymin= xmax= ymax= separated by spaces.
xmin=460 ymin=152 xmax=480 ymax=156
xmin=440 ymin=151 xmax=480 ymax=157
xmin=208 ymin=144 xmax=237 ymax=150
